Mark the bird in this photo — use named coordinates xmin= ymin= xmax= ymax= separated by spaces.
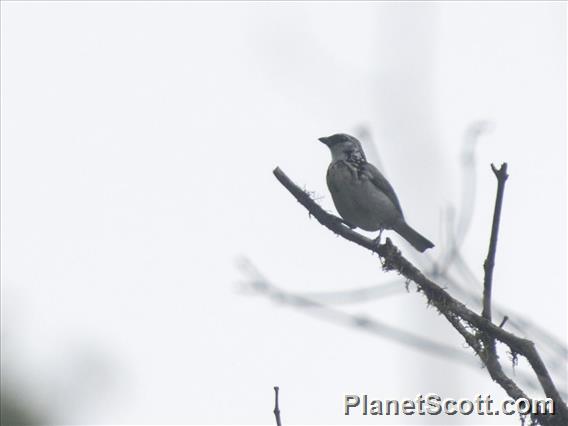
xmin=319 ymin=133 xmax=434 ymax=252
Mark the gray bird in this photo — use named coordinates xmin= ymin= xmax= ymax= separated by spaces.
xmin=319 ymin=133 xmax=434 ymax=252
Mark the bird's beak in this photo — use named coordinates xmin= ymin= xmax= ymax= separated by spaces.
xmin=318 ymin=136 xmax=331 ymax=146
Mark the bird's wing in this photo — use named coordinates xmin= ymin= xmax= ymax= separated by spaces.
xmin=360 ymin=162 xmax=404 ymax=217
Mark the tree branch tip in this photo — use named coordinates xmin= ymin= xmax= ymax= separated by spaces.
xmin=490 ymin=162 xmax=509 ymax=180
xmin=273 ymin=386 xmax=282 ymax=426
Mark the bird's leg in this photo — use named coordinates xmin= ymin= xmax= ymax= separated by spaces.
xmin=373 ymin=228 xmax=384 ymax=249
xmin=373 ymin=228 xmax=386 ymax=267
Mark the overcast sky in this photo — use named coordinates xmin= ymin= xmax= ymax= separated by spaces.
xmin=1 ymin=2 xmax=566 ymax=425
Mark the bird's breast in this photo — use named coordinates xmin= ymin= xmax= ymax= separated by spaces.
xmin=326 ymin=161 xmax=401 ymax=231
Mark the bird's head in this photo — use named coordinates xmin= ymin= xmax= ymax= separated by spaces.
xmin=318 ymin=133 xmax=367 ymax=162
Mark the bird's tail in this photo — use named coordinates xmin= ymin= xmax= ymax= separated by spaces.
xmin=394 ymin=222 xmax=434 ymax=252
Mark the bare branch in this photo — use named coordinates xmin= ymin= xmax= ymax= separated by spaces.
xmin=238 ymin=257 xmax=475 ymax=365
xmin=482 ymin=163 xmax=509 ymax=321
xmin=283 ymin=280 xmax=404 ymax=305
xmin=273 ymin=386 xmax=282 ymax=426
xmin=477 ymin=162 xmax=532 ymax=422
xmin=272 ymin=166 xmax=568 ymax=425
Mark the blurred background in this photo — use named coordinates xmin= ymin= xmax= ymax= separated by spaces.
xmin=1 ymin=1 xmax=566 ymax=425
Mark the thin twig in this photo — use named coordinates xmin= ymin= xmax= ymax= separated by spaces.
xmin=282 ymin=280 xmax=404 ymax=305
xmin=478 ymin=163 xmax=531 ymax=422
xmin=482 ymin=163 xmax=509 ymax=321
xmin=238 ymin=258 xmax=474 ymax=365
xmin=273 ymin=386 xmax=282 ymax=426
xmin=272 ymin=166 xmax=568 ymax=425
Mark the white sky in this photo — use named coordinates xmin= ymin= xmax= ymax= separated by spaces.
xmin=1 ymin=1 xmax=566 ymax=425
